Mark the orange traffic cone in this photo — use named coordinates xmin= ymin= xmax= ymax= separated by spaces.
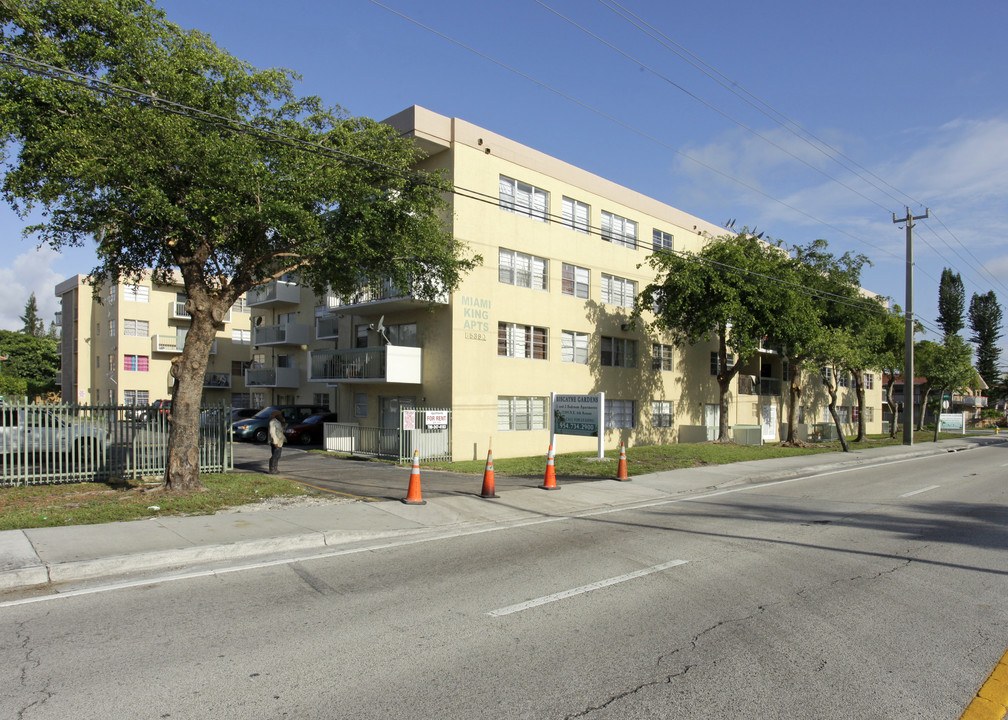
xmin=540 ymin=444 xmax=560 ymax=490
xmin=402 ymin=450 xmax=426 ymax=505
xmin=616 ymin=442 xmax=630 ymax=481
xmin=480 ymin=449 xmax=499 ymax=498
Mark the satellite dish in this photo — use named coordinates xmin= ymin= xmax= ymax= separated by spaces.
xmin=375 ymin=315 xmax=390 ymax=344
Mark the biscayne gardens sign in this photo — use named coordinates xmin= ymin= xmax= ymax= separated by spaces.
xmin=551 ymin=392 xmax=605 ymax=458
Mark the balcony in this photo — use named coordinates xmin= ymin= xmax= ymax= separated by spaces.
xmin=757 ymin=338 xmax=784 ymax=355
xmin=309 ymin=346 xmax=421 ymax=384
xmin=739 ymin=375 xmax=782 ymax=396
xmin=169 ymin=300 xmax=231 ymax=323
xmin=316 ymin=315 xmax=340 ymax=340
xmin=325 ymin=278 xmax=448 ymax=313
xmin=203 ymin=371 xmax=232 ymax=389
xmin=253 ymin=322 xmax=310 ymax=347
xmin=245 ymin=366 xmax=300 ymax=388
xmin=952 ymin=394 xmax=987 ymax=408
xmin=171 ymin=300 xmax=191 ymax=321
xmin=151 ymin=335 xmax=218 ymax=354
xmin=248 ymin=280 xmax=300 ymax=307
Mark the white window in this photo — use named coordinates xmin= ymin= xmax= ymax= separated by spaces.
xmin=231 ymin=297 xmax=250 ymax=314
xmin=387 ymin=323 xmax=418 ymax=347
xmin=499 ymin=175 xmax=549 ymax=222
xmin=561 ymin=263 xmax=590 ymax=299
xmin=561 ymin=331 xmax=589 ymax=364
xmin=313 ymin=393 xmax=330 ymax=409
xmin=711 ymin=352 xmax=736 ymax=375
xmin=601 ymin=211 xmax=637 ymax=248
xmin=123 ymin=284 xmax=149 ymax=303
xmin=562 ymin=196 xmax=590 ymax=234
xmin=652 ymin=344 xmax=673 ymax=371
xmin=123 ymin=319 xmax=149 ymax=337
xmin=601 ymin=337 xmax=637 ymax=368
xmin=499 ymin=248 xmax=548 ymax=290
xmin=354 ymin=393 xmax=368 ymax=418
xmin=864 ymin=372 xmax=874 ymax=390
xmin=109 ymin=320 xmax=116 ymax=336
xmin=600 ymin=274 xmax=636 ymax=309
xmin=498 ymin=323 xmax=548 ymax=360
xmin=497 ymin=396 xmax=548 ymax=431
xmin=232 ymin=328 xmax=251 ymax=345
xmin=605 ymin=399 xmax=636 ymax=429
xmin=652 ymin=401 xmax=674 ymax=428
xmin=123 ymin=389 xmax=149 ymax=406
xmin=838 ymin=372 xmax=850 ymax=388
xmin=653 ymin=229 xmax=673 ymax=251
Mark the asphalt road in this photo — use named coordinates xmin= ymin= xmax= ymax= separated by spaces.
xmin=3 ymin=444 xmax=1006 ymax=718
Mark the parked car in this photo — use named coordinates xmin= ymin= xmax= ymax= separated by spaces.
xmin=230 ymin=407 xmax=258 ymax=423
xmin=151 ymin=399 xmax=172 ymax=416
xmin=283 ymin=412 xmax=340 ymax=446
xmin=232 ymin=405 xmax=329 ymax=443
xmin=0 ymin=405 xmax=107 ymax=457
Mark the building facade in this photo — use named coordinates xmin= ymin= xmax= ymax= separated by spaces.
xmin=245 ymin=106 xmax=883 ymax=460
xmin=55 ymin=273 xmax=252 ymax=408
xmin=54 ymin=107 xmax=883 ymax=456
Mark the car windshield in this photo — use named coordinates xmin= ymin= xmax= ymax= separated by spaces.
xmin=303 ymin=414 xmax=329 ymax=424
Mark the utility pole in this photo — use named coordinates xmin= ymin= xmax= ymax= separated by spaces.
xmin=893 ymin=206 xmax=929 ymax=446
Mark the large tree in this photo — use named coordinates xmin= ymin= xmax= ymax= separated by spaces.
xmin=780 ymin=240 xmax=869 ymax=445
xmin=924 ymin=334 xmax=975 ymax=441
xmin=639 ymin=231 xmax=789 ymax=442
xmin=936 ymin=268 xmax=965 ymax=338
xmin=0 ymin=1 xmax=478 ymax=490
xmin=19 ymin=292 xmax=44 ymax=337
xmin=968 ymin=290 xmax=1003 ymax=387
xmin=0 ymin=328 xmax=59 ymax=398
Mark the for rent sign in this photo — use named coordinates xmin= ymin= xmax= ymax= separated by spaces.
xmin=554 ymin=394 xmax=601 ymax=437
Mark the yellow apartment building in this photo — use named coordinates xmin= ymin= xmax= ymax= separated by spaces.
xmin=247 ymin=106 xmax=883 ymax=460
xmin=55 ymin=273 xmax=252 ymax=408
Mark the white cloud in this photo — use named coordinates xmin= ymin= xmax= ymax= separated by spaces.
xmin=0 ymin=246 xmax=64 ymax=332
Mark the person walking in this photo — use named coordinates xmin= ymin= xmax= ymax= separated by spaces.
xmin=268 ymin=410 xmax=286 ymax=474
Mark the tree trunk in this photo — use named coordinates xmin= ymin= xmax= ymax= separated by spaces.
xmin=716 ymin=334 xmax=736 ymax=442
xmin=785 ymin=369 xmax=802 ymax=444
xmin=933 ymin=386 xmax=947 ymax=442
xmin=854 ymin=371 xmax=867 ymax=442
xmin=826 ymin=384 xmax=849 ymax=452
xmin=885 ymin=377 xmax=898 ymax=438
xmin=916 ymin=384 xmax=931 ymax=431
xmin=163 ymin=308 xmax=219 ymax=491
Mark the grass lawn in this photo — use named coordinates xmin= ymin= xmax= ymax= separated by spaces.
xmin=0 ymin=472 xmax=311 ymax=531
xmin=421 ymin=430 xmax=968 ymax=479
xmin=0 ymin=429 xmax=973 ymax=530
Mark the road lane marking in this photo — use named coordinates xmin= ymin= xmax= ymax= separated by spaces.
xmin=901 ymin=485 xmax=941 ymax=497
xmin=487 ymin=559 xmax=688 ymax=617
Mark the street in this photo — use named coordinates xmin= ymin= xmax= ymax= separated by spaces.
xmin=3 ymin=444 xmax=1006 ymax=719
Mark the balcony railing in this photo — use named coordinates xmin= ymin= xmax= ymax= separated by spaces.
xmin=952 ymin=394 xmax=987 ymax=408
xmin=253 ymin=323 xmax=309 ymax=346
xmin=247 ymin=280 xmax=300 ymax=306
xmin=170 ymin=301 xmax=231 ymax=323
xmin=151 ymin=336 xmax=218 ymax=354
xmin=325 ymin=278 xmax=448 ymax=311
xmin=245 ymin=366 xmax=300 ymax=388
xmin=203 ymin=371 xmax=232 ymax=389
xmin=309 ymin=346 xmax=421 ymax=384
xmin=739 ymin=375 xmax=782 ymax=396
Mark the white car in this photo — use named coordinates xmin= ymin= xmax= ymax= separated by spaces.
xmin=0 ymin=406 xmax=107 ymax=458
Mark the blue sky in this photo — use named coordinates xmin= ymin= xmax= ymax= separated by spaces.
xmin=4 ymin=0 xmax=1008 ymax=365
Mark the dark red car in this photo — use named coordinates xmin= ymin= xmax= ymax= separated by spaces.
xmin=283 ymin=412 xmax=339 ymax=446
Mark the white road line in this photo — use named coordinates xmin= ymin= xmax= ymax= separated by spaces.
xmin=487 ymin=559 xmax=688 ymax=617
xmin=900 ymin=485 xmax=941 ymax=497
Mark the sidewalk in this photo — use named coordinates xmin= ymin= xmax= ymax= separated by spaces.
xmin=1 ymin=436 xmax=1001 ymax=595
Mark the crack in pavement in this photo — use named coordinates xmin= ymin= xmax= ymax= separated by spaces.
xmin=15 ymin=620 xmax=53 ymax=719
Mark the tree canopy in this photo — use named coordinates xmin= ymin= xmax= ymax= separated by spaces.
xmin=0 ymin=0 xmax=478 ymax=489
xmin=968 ymin=290 xmax=1003 ymax=387
xmin=936 ymin=268 xmax=965 ymax=338
xmin=0 ymin=328 xmax=59 ymax=399
xmin=638 ymin=232 xmax=793 ymax=441
xmin=19 ymin=291 xmax=44 ymax=337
